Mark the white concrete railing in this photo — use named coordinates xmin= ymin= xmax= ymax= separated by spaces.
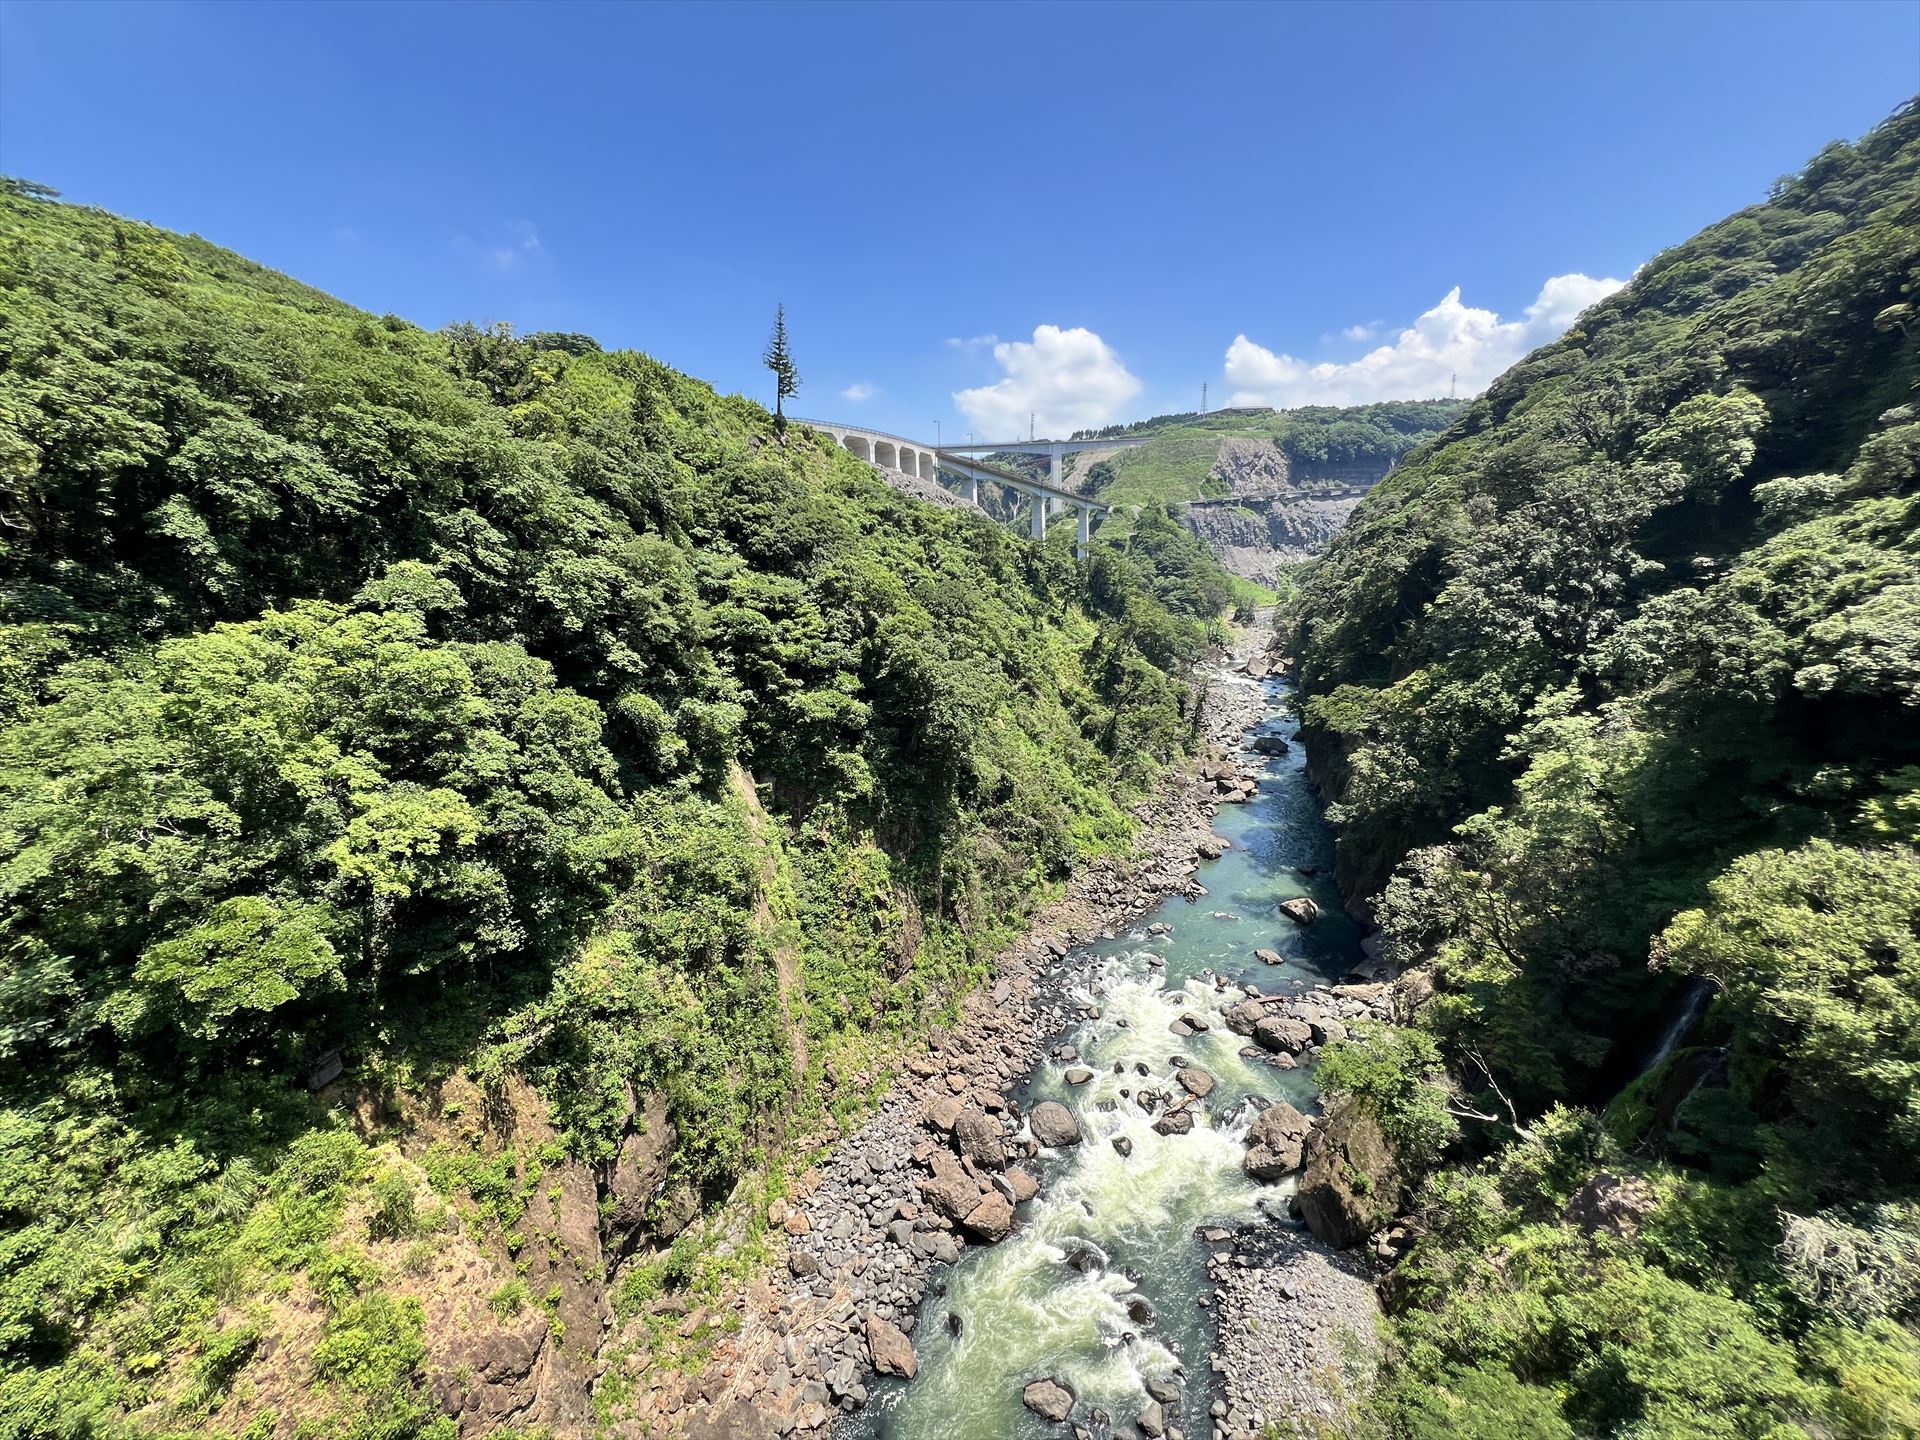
xmin=794 ymin=417 xmax=1111 ymax=554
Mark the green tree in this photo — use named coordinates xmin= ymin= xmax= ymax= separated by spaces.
xmin=1661 ymin=841 xmax=1920 ymax=1195
xmin=762 ymin=302 xmax=800 ymax=433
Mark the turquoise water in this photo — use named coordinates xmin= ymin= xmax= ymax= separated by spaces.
xmin=851 ymin=673 xmax=1360 ymax=1440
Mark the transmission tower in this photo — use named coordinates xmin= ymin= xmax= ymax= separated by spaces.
xmin=1450 ymin=371 xmax=1457 ymax=399
xmin=1202 ymin=381 xmax=1208 ymax=414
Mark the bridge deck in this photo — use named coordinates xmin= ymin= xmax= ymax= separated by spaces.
xmin=935 ymin=436 xmax=1147 ymax=455
xmin=934 ymin=450 xmax=1111 ymax=509
xmin=792 ymin=418 xmax=1111 ymax=510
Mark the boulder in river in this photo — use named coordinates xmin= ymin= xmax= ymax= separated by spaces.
xmin=1196 ymin=833 xmax=1232 ymax=860
xmin=1176 ymin=1066 xmax=1216 ymax=1098
xmin=1004 ymin=1166 xmax=1040 ymax=1202
xmin=1112 ymin=1135 xmax=1133 ymax=1158
xmin=1279 ymin=896 xmax=1321 ymax=925
xmin=1243 ymin=1100 xmax=1312 ymax=1180
xmin=1153 ymin=1108 xmax=1194 ymax=1137
xmin=1297 ymin=1094 xmax=1403 ymax=1248
xmin=1254 ymin=1015 xmax=1312 ymax=1055
xmin=1253 ymin=947 xmax=1284 ymax=965
xmin=865 ymin=1313 xmax=917 ymax=1379
xmin=1137 ymin=1398 xmax=1168 ymax=1437
xmin=952 ymin=1107 xmax=1008 ymax=1171
xmin=1064 ymin=1067 xmax=1094 ymax=1085
xmin=1022 ymin=1377 xmax=1076 ymax=1422
xmin=1226 ymin=999 xmax=1267 ymax=1035
xmin=1029 ymin=1100 xmax=1082 ymax=1148
xmin=1251 ymin=733 xmax=1291 ymax=755
xmin=960 ymin=1187 xmax=1014 ymax=1242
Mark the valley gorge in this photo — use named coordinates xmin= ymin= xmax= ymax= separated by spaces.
xmin=2 ymin=93 xmax=1918 ymax=1440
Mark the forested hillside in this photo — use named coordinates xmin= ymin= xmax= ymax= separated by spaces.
xmin=1292 ymin=104 xmax=1920 ymax=1435
xmin=0 ymin=182 xmax=1234 ymax=1436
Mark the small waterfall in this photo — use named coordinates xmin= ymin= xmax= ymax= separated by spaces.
xmin=1610 ymin=977 xmax=1714 ymax=1107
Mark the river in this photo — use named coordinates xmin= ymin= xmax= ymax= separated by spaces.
xmin=845 ymin=671 xmax=1362 ymax=1440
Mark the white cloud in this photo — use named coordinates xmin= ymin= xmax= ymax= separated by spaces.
xmin=953 ymin=324 xmax=1143 ymax=438
xmin=1225 ymin=272 xmax=1626 ymax=408
xmin=456 ymin=220 xmax=544 ymax=274
xmin=1341 ymin=323 xmax=1378 ymax=342
xmin=945 ymin=333 xmax=998 ymax=351
xmin=840 ymin=381 xmax=876 ymax=402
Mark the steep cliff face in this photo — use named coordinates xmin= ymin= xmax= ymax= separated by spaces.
xmin=1185 ymin=495 xmax=1367 ymax=581
xmin=1209 ymin=435 xmax=1296 ymax=497
xmin=1186 ymin=434 xmax=1396 ymax=581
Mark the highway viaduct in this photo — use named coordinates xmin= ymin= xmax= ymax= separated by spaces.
xmin=795 ymin=420 xmax=1144 ymax=558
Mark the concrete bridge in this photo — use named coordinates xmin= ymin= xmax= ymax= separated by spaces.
xmin=937 ymin=434 xmax=1146 ymax=489
xmin=796 ymin=419 xmax=1135 ymax=557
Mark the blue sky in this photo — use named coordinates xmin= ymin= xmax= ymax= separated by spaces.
xmin=2 ymin=0 xmax=1916 ymax=440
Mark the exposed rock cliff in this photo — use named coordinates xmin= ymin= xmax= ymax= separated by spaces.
xmin=1187 ymin=435 xmax=1393 ymax=582
xmin=1186 ymin=495 xmax=1368 ymax=581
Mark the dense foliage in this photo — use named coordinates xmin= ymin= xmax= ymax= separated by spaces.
xmin=1295 ymin=104 xmax=1920 ymax=1437
xmin=0 ymin=186 xmax=1230 ymax=1434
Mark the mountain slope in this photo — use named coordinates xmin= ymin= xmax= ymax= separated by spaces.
xmin=0 ymin=183 xmax=1228 ymax=1437
xmin=1290 ymin=102 xmax=1920 ymax=1438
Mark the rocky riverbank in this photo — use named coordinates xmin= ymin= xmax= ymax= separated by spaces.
xmin=1206 ymin=1228 xmax=1377 ymax=1439
xmin=629 ymin=665 xmax=1272 ymax=1439
xmin=635 ymin=640 xmax=1397 ymax=1440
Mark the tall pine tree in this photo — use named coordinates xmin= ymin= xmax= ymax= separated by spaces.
xmin=762 ymin=303 xmax=800 ymax=435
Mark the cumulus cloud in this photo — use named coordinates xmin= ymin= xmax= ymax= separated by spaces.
xmin=455 ymin=220 xmax=543 ymax=274
xmin=1226 ymin=273 xmax=1625 ymax=408
xmin=953 ymin=325 xmax=1143 ymax=438
xmin=840 ymin=381 xmax=876 ymax=402
xmin=1341 ymin=323 xmax=1378 ymax=342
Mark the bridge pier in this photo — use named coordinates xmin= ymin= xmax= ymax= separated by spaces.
xmin=1076 ymin=504 xmax=1093 ymax=559
xmin=962 ymin=475 xmax=979 ymax=505
xmin=1029 ymin=493 xmax=1048 ymax=540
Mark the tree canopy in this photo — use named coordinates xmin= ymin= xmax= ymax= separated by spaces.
xmin=1296 ymin=101 xmax=1920 ymax=1440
